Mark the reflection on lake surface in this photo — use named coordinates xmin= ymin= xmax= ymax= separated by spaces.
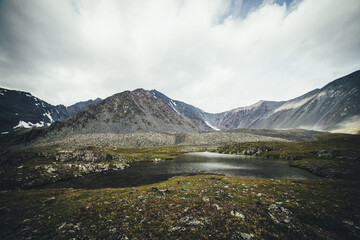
xmin=39 ymin=152 xmax=317 ymax=189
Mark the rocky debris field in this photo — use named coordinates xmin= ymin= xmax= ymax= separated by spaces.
xmin=227 ymin=128 xmax=321 ymax=141
xmin=0 ymin=128 xmax=320 ymax=150
xmin=25 ymin=129 xmax=317 ymax=149
xmin=1 ymin=175 xmax=359 ymax=239
xmin=0 ymin=147 xmax=128 ymax=189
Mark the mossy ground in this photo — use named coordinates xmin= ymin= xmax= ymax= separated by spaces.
xmin=1 ymin=133 xmax=360 ymax=239
xmin=108 ymin=145 xmax=207 ymax=163
xmin=1 ymin=175 xmax=359 ymax=239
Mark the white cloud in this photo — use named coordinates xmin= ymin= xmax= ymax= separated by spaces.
xmin=0 ymin=0 xmax=359 ymax=112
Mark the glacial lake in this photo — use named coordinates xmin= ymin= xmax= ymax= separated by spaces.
xmin=39 ymin=152 xmax=317 ymax=189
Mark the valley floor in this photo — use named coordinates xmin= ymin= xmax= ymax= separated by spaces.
xmin=0 ymin=133 xmax=359 ymax=239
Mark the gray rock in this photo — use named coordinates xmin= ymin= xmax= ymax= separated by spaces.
xmin=268 ymin=204 xmax=292 ymax=225
xmin=343 ymin=220 xmax=354 ymax=226
xmin=230 ymin=210 xmax=246 ymax=221
xmin=43 ymin=197 xmax=56 ymax=204
xmin=179 ymin=216 xmax=210 ymax=226
xmin=168 ymin=226 xmax=185 ymax=232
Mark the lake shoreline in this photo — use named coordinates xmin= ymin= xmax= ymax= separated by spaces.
xmin=29 ymin=151 xmax=317 ymax=189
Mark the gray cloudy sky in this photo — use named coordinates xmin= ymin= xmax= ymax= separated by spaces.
xmin=0 ymin=0 xmax=359 ymax=112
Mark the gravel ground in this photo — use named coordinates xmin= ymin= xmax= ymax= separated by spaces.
xmin=28 ymin=129 xmax=319 ymax=148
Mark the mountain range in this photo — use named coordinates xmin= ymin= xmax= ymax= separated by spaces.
xmin=151 ymin=70 xmax=360 ymax=132
xmin=0 ymin=70 xmax=359 ymax=134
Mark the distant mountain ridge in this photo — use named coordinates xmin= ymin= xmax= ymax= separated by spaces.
xmin=0 ymin=88 xmax=101 ymax=133
xmin=215 ymin=71 xmax=360 ymax=130
xmin=67 ymin=98 xmax=102 ymax=117
xmin=151 ymin=70 xmax=360 ymax=131
xmin=1 ymin=70 xmax=359 ymax=134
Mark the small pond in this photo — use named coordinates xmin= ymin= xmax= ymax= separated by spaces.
xmin=39 ymin=152 xmax=317 ymax=189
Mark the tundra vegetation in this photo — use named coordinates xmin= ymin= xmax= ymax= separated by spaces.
xmin=0 ymin=133 xmax=359 ymax=239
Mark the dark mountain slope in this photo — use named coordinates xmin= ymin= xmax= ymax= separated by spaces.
xmin=0 ymin=88 xmax=66 ymax=133
xmin=67 ymin=98 xmax=102 ymax=117
xmin=0 ymin=88 xmax=101 ymax=133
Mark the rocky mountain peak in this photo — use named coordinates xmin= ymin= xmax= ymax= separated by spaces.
xmin=51 ymin=88 xmax=198 ymax=134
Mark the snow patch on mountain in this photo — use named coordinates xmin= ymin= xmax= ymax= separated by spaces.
xmin=43 ymin=112 xmax=54 ymax=123
xmin=13 ymin=120 xmax=46 ymax=129
xmin=205 ymin=121 xmax=220 ymax=131
xmin=169 ymin=100 xmax=180 ymax=115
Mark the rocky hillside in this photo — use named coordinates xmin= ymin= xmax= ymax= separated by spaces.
xmin=0 ymin=88 xmax=101 ymax=133
xmin=265 ymin=71 xmax=360 ymax=130
xmin=150 ymin=90 xmax=221 ymax=131
xmin=48 ymin=88 xmax=198 ymax=134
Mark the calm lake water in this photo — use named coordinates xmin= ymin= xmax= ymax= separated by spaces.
xmin=39 ymin=152 xmax=317 ymax=189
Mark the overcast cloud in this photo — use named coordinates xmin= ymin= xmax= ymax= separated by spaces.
xmin=0 ymin=0 xmax=359 ymax=112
